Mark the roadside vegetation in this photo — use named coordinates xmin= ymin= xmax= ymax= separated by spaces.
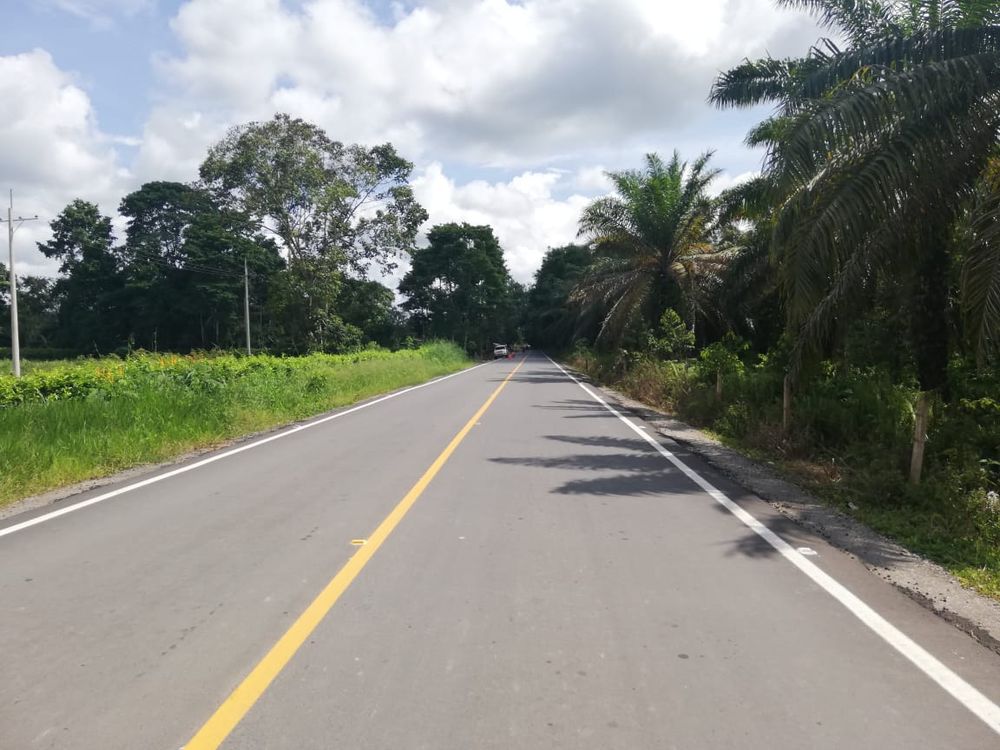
xmin=2 ymin=0 xmax=997 ymax=600
xmin=0 ymin=343 xmax=469 ymax=507
xmin=522 ymin=1 xmax=1000 ymax=600
xmin=567 ymin=346 xmax=1000 ymax=599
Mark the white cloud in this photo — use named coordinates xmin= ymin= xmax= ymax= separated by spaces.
xmin=709 ymin=170 xmax=759 ymax=197
xmin=0 ymin=50 xmax=130 ymax=277
xmin=412 ymin=163 xmax=591 ymax=284
xmin=574 ymin=165 xmax=613 ymax=193
xmin=42 ymin=0 xmax=154 ymax=26
xmin=136 ymin=0 xmax=823 ymax=175
xmin=126 ymin=0 xmax=824 ymax=280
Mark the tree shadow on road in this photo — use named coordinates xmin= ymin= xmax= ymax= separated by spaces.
xmin=491 ymin=431 xmax=915 ymax=568
xmin=490 ymin=433 xmax=687 ymax=498
xmin=705 ymin=493 xmax=915 ymax=568
xmin=528 ymin=399 xmax=623 ymax=418
xmin=488 ymin=374 xmax=574 ymax=384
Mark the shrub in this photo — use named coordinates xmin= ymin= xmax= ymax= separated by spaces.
xmin=0 ymin=343 xmax=468 ymax=409
xmin=646 ymin=309 xmax=694 ymax=360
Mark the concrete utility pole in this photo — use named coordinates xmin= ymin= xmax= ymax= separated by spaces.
xmin=244 ymin=258 xmax=252 ymax=356
xmin=1 ymin=190 xmax=39 ymax=377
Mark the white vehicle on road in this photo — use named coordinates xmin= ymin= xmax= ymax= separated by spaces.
xmin=493 ymin=344 xmax=508 ymax=358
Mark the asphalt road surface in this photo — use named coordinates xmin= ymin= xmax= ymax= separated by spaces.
xmin=3 ymin=353 xmax=1000 ymax=749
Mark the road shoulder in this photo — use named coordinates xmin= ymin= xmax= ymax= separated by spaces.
xmin=564 ymin=365 xmax=1000 ymax=657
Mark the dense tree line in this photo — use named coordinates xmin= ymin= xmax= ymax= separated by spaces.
xmin=3 ymin=113 xmax=528 ymax=359
xmin=400 ymin=223 xmax=523 ymax=352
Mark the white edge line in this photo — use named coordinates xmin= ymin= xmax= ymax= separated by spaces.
xmin=0 ymin=360 xmax=494 ymax=539
xmin=544 ymin=354 xmax=1000 ymax=736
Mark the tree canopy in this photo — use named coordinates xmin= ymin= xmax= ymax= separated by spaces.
xmin=200 ymin=113 xmax=427 ymax=275
xmin=399 ymin=223 xmax=517 ymax=353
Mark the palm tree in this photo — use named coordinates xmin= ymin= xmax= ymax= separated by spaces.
xmin=573 ymin=151 xmax=725 ymax=344
xmin=711 ymin=0 xmax=1000 ymax=482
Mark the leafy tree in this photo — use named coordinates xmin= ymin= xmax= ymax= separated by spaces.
xmin=119 ymin=181 xmax=283 ymax=351
xmin=399 ymin=223 xmax=513 ymax=352
xmin=647 ymin=308 xmax=695 ymax=360
xmin=574 ymin=152 xmax=725 ymax=344
xmin=1 ymin=268 xmax=60 ymax=352
xmin=337 ymin=278 xmax=403 ymax=348
xmin=15 ymin=276 xmax=58 ymax=348
xmin=199 ymin=113 xmax=427 ymax=275
xmin=264 ymin=255 xmax=355 ymax=353
xmin=180 ymin=205 xmax=284 ymax=350
xmin=505 ymin=279 xmax=528 ymax=347
xmin=119 ymin=181 xmax=207 ymax=349
xmin=37 ymin=200 xmax=125 ymax=353
xmin=525 ymin=244 xmax=594 ymax=349
xmin=119 ymin=181 xmax=204 ymax=267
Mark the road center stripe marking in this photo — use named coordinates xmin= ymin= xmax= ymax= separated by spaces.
xmin=545 ymin=355 xmax=1000 ymax=736
xmin=183 ymin=358 xmax=525 ymax=750
xmin=0 ymin=361 xmax=493 ymax=539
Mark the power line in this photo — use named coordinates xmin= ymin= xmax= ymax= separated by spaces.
xmin=125 ymin=249 xmax=274 ymax=282
xmin=124 ymin=249 xmax=260 ymax=356
xmin=126 ymin=249 xmax=244 ymax=279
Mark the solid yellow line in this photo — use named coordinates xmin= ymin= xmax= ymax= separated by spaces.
xmin=184 ymin=358 xmax=525 ymax=750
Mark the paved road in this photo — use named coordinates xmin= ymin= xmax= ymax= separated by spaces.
xmin=2 ymin=353 xmax=1000 ymax=749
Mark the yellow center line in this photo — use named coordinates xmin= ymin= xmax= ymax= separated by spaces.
xmin=184 ymin=357 xmax=526 ymax=750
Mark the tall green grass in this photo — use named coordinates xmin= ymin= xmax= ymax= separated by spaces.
xmin=0 ymin=342 xmax=470 ymax=506
xmin=2 ymin=358 xmax=85 ymax=375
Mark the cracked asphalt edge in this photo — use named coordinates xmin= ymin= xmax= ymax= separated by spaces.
xmin=573 ymin=368 xmax=1000 ymax=657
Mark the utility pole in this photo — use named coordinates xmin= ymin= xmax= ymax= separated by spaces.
xmin=1 ymin=190 xmax=39 ymax=377
xmin=244 ymin=258 xmax=252 ymax=356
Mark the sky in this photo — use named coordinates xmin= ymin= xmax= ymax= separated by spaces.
xmin=1 ymin=0 xmax=829 ymax=285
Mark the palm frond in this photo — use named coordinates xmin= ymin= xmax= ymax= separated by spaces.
xmin=776 ymin=0 xmax=903 ymax=45
xmin=774 ymin=97 xmax=999 ymax=324
xmin=716 ymin=176 xmax=772 ymax=225
xmin=959 ymin=179 xmax=1000 ymax=359
xmin=574 ymin=151 xmax=722 ymax=343
xmin=798 ymin=26 xmax=1000 ymax=99
xmin=710 ymin=56 xmax=818 ymax=108
xmin=787 ymin=234 xmax=892 ymax=377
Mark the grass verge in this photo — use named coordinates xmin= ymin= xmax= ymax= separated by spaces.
xmin=0 ymin=342 xmax=471 ymax=508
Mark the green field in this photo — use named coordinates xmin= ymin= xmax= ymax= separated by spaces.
xmin=2 ymin=359 xmax=81 ymax=375
xmin=0 ymin=343 xmax=471 ymax=507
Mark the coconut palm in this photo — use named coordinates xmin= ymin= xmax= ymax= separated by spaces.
xmin=711 ymin=0 xmax=1000 ymax=481
xmin=573 ymin=151 xmax=726 ymax=344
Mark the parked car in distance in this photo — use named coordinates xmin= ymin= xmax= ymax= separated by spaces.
xmin=493 ymin=344 xmax=508 ymax=358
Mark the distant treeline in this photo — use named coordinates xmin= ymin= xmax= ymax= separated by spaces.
xmin=0 ymin=115 xmax=523 ymax=358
